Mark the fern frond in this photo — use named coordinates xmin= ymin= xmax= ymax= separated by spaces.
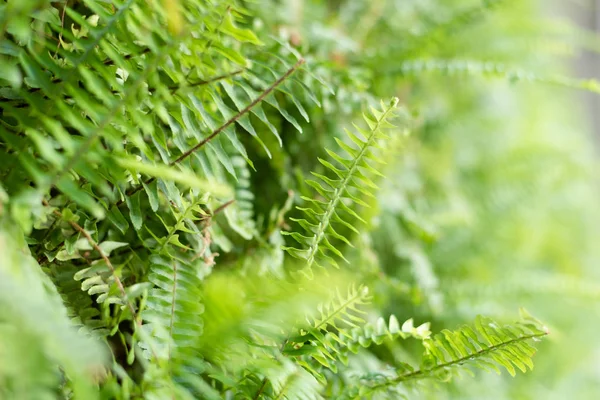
xmin=342 ymin=316 xmax=432 ymax=354
xmin=449 ymin=270 xmax=600 ymax=303
xmin=45 ymin=263 xmax=109 ymax=337
xmin=283 ymin=98 xmax=401 ymax=276
xmin=0 ymin=214 xmax=106 ymax=398
xmin=397 ymin=59 xmax=600 ymax=94
xmin=223 ymin=156 xmax=257 ymax=240
xmin=142 ymin=255 xmax=204 ymax=365
xmin=355 ymin=311 xmax=548 ymax=395
xmin=282 ymin=285 xmax=370 ymax=374
xmin=286 ymin=313 xmax=431 ymax=376
xmin=264 ymin=359 xmax=323 ymax=400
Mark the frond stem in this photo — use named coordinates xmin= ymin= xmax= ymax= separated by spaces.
xmin=122 ymin=58 xmax=305 ymax=200
xmin=169 ymin=58 xmax=305 ymax=167
xmin=168 ymin=260 xmax=178 ymax=366
xmin=373 ymin=330 xmax=548 ymax=389
xmin=252 ymin=377 xmax=269 ymax=400
xmin=313 ymin=288 xmax=366 ymax=331
xmin=42 ymin=200 xmax=159 ymax=361
xmin=44 ymin=200 xmax=135 ymax=319
xmin=305 ymin=103 xmax=395 ymax=269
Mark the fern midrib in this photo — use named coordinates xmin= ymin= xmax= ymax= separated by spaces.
xmin=168 ymin=260 xmax=178 ymax=365
xmin=273 ymin=370 xmax=300 ymax=400
xmin=305 ymin=105 xmax=395 ymax=269
xmin=122 ymin=58 xmax=306 ymax=203
xmin=384 ymin=330 xmax=548 ymax=387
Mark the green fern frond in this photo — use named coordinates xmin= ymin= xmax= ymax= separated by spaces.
xmin=0 ymin=214 xmax=106 ymax=398
xmin=1 ymin=0 xmax=311 ymax=238
xmin=283 ymin=285 xmax=370 ymax=374
xmin=342 ymin=316 xmax=432 ymax=354
xmin=355 ymin=311 xmax=548 ymax=395
xmin=45 ymin=263 xmax=109 ymax=337
xmin=142 ymin=255 xmax=204 ymax=364
xmin=264 ymin=359 xmax=323 ymax=400
xmin=397 ymin=59 xmax=600 ymax=94
xmin=449 ymin=270 xmax=600 ymax=302
xmin=286 ymin=313 xmax=431 ymax=376
xmin=223 ymin=156 xmax=257 ymax=240
xmin=283 ymin=98 xmax=401 ymax=276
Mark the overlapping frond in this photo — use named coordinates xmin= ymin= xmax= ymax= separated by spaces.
xmin=0 ymin=0 xmax=317 ymax=240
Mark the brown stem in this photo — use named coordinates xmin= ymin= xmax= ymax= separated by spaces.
xmin=168 ymin=69 xmax=244 ymax=95
xmin=212 ymin=199 xmax=235 ymax=215
xmin=120 ymin=58 xmax=305 ymax=203
xmin=170 ymin=58 xmax=305 ymax=166
xmin=252 ymin=377 xmax=269 ymax=400
xmin=44 ymin=200 xmax=160 ymax=362
xmin=53 ymin=0 xmax=68 ymax=58
xmin=44 ymin=200 xmax=136 ymax=320
xmin=379 ymin=331 xmax=548 ymax=388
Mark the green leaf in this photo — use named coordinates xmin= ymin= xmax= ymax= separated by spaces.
xmin=107 ymin=205 xmax=129 ymax=234
xmin=220 ymin=13 xmax=262 ymax=45
xmin=98 ymin=241 xmax=129 ymax=256
xmin=126 ymin=191 xmax=143 ymax=231
xmin=57 ymin=178 xmax=105 ymax=220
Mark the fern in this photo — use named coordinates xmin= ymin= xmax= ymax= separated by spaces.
xmin=2 ymin=0 xmax=586 ymax=398
xmin=0 ymin=213 xmax=105 ymax=399
xmin=143 ymin=255 xmax=204 ymax=366
xmin=397 ymin=59 xmax=600 ymax=94
xmin=283 ymin=285 xmax=371 ymax=375
xmin=284 ymin=98 xmax=402 ymax=276
xmin=353 ymin=311 xmax=548 ymax=396
xmin=341 ymin=316 xmax=432 ymax=354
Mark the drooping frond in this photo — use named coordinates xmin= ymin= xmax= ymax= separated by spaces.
xmin=0 ymin=0 xmax=316 ymax=242
xmin=353 ymin=311 xmax=548 ymax=396
xmin=283 ymin=98 xmax=402 ymax=276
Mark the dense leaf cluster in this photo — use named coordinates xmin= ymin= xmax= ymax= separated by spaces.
xmin=2 ymin=0 xmax=599 ymax=399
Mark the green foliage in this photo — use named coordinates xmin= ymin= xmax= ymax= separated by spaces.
xmin=2 ymin=0 xmax=599 ymax=398
xmin=283 ymin=98 xmax=402 ymax=276
xmin=348 ymin=312 xmax=548 ymax=398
